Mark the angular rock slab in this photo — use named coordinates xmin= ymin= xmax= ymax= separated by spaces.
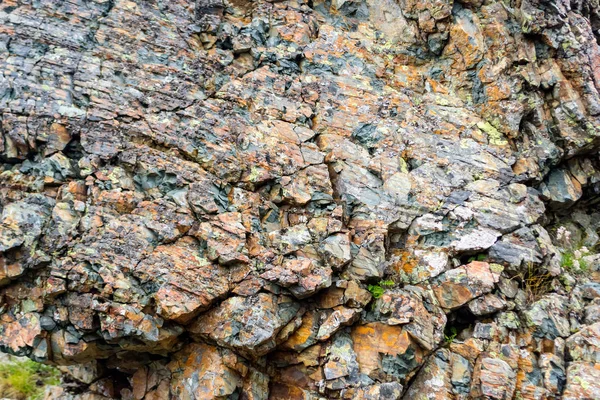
xmin=351 ymin=322 xmax=424 ymax=382
xmin=134 ymin=236 xmax=231 ymax=324
xmin=168 ymin=342 xmax=268 ymax=400
xmin=189 ymin=293 xmax=301 ymax=358
xmin=431 ymin=262 xmax=501 ymax=310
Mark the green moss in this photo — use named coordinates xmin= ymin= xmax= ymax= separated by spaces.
xmin=0 ymin=359 xmax=60 ymax=400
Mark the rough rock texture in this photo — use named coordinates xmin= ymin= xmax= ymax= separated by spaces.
xmin=0 ymin=0 xmax=600 ymax=398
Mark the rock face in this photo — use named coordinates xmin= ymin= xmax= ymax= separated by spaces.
xmin=0 ymin=0 xmax=600 ymax=399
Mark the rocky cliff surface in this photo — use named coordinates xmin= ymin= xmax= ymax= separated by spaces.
xmin=1 ymin=0 xmax=600 ymax=398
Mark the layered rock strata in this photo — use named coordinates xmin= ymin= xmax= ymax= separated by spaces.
xmin=1 ymin=0 xmax=600 ymax=398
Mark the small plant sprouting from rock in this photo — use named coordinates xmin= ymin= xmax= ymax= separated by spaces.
xmin=379 ymin=279 xmax=395 ymax=287
xmin=368 ymin=284 xmax=384 ymax=299
xmin=555 ymin=225 xmax=572 ymax=248
xmin=467 ymin=254 xmax=487 ymax=263
xmin=367 ymin=279 xmax=395 ymax=299
xmin=444 ymin=326 xmax=458 ymax=345
xmin=561 ymin=247 xmax=590 ymax=274
xmin=518 ymin=262 xmax=554 ymax=303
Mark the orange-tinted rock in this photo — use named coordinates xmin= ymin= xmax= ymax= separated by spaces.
xmin=562 ymin=362 xmax=600 ymax=400
xmin=269 ymin=382 xmax=317 ymax=400
xmin=193 ymin=212 xmax=249 ymax=265
xmin=315 ymin=286 xmax=346 ymax=309
xmin=281 ymin=165 xmax=333 ymax=206
xmin=431 ymin=262 xmax=500 ymax=310
xmin=344 ymin=281 xmax=372 ymax=308
xmin=134 ymin=237 xmax=230 ymax=324
xmin=261 ymin=257 xmax=332 ymax=299
xmin=351 ymin=323 xmax=423 ymax=381
xmin=168 ymin=343 xmax=244 ymax=400
xmin=370 ymin=287 xmax=446 ymax=351
xmin=0 ymin=312 xmax=43 ymax=355
xmin=471 ymin=355 xmax=517 ymax=400
xmin=1 ymin=0 xmax=600 ymax=397
xmin=279 ymin=310 xmax=321 ymax=352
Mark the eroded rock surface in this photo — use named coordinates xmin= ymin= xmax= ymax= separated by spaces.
xmin=1 ymin=0 xmax=600 ymax=398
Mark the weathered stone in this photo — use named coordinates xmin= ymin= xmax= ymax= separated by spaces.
xmin=345 ymin=230 xmax=387 ymax=280
xmin=134 ymin=236 xmax=230 ymax=324
xmin=344 ymin=382 xmax=403 ymax=399
xmin=261 ymin=258 xmax=332 ymax=299
xmin=318 ymin=233 xmax=353 ymax=270
xmin=344 ymin=280 xmax=372 ymax=308
xmin=398 ymin=249 xmax=449 ymax=284
xmin=193 ymin=212 xmax=249 ymax=265
xmin=315 ymin=286 xmax=346 ymax=309
xmin=323 ymin=331 xmax=360 ymax=386
xmin=0 ymin=0 xmax=599 ymax=396
xmin=351 ymin=323 xmax=423 ymax=381
xmin=316 ymin=306 xmax=360 ymax=341
xmin=450 ymin=227 xmax=501 ymax=254
xmin=370 ymin=287 xmax=446 ymax=351
xmin=431 ymin=262 xmax=501 ymax=310
xmin=524 ymin=294 xmax=571 ymax=339
xmin=0 ymin=312 xmax=43 ymax=356
xmin=168 ymin=343 xmax=244 ymax=400
xmin=562 ymin=362 xmax=600 ymax=400
xmin=471 ymin=356 xmax=517 ymax=400
xmin=279 ymin=310 xmax=321 ymax=352
xmin=269 ymin=225 xmax=313 ymax=255
xmin=189 ymin=293 xmax=301 ymax=357
xmin=59 ymin=360 xmax=103 ymax=385
xmin=566 ymin=322 xmax=600 ymax=363
xmin=281 ymin=165 xmax=333 ymax=206
xmin=0 ymin=195 xmax=53 ymax=265
xmin=468 ymin=294 xmax=507 ymax=316
xmin=402 ymin=349 xmax=452 ymax=399
xmin=539 ymin=353 xmax=566 ymax=397
xmin=540 ymin=169 xmax=583 ymax=206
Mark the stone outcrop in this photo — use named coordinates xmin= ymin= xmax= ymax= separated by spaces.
xmin=1 ymin=0 xmax=600 ymax=398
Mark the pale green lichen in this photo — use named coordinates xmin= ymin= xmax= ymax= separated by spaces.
xmin=477 ymin=121 xmax=508 ymax=146
xmin=399 ymin=157 xmax=409 ymax=173
xmin=573 ymin=376 xmax=590 ymax=390
xmin=490 ymin=263 xmax=504 ymax=274
xmin=246 ymin=166 xmax=262 ymax=182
